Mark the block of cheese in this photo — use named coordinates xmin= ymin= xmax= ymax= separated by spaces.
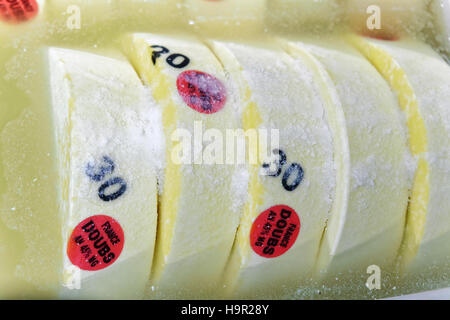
xmin=183 ymin=0 xmax=265 ymax=35
xmin=208 ymin=40 xmax=338 ymax=298
xmin=350 ymin=36 xmax=450 ymax=274
xmin=48 ymin=47 xmax=159 ymax=299
xmin=122 ymin=33 xmax=242 ymax=298
xmin=346 ymin=0 xmax=430 ymax=40
xmin=284 ymin=37 xmax=411 ymax=278
xmin=266 ymin=0 xmax=343 ymax=33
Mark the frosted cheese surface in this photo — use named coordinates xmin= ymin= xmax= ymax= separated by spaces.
xmin=209 ymin=40 xmax=336 ymax=298
xmin=49 ymin=48 xmax=159 ymax=299
xmin=123 ymin=33 xmax=243 ymax=298
xmin=351 ymin=36 xmax=450 ymax=274
xmin=286 ymin=38 xmax=411 ymax=277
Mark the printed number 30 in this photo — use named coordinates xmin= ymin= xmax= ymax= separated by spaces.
xmin=85 ymin=156 xmax=127 ymax=202
xmin=262 ymin=149 xmax=304 ymax=192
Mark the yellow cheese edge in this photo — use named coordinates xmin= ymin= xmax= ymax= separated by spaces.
xmin=349 ymin=35 xmax=430 ymax=271
xmin=206 ymin=41 xmax=266 ymax=295
xmin=122 ymin=35 xmax=181 ymax=282
xmin=281 ymin=39 xmax=351 ymax=275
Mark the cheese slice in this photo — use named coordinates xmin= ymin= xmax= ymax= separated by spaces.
xmin=208 ymin=40 xmax=338 ymax=298
xmin=183 ymin=0 xmax=265 ymax=35
xmin=346 ymin=0 xmax=429 ymax=39
xmin=48 ymin=48 xmax=159 ymax=299
xmin=284 ymin=38 xmax=411 ymax=278
xmin=122 ymin=33 xmax=242 ymax=298
xmin=350 ymin=36 xmax=450 ymax=274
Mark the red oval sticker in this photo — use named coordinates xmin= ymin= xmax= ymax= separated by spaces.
xmin=67 ymin=215 xmax=125 ymax=271
xmin=177 ymin=70 xmax=227 ymax=114
xmin=250 ymin=205 xmax=300 ymax=258
xmin=0 ymin=0 xmax=39 ymax=24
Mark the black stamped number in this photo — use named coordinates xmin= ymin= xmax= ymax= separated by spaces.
xmin=85 ymin=156 xmax=127 ymax=202
xmin=150 ymin=45 xmax=190 ymax=69
xmin=262 ymin=148 xmax=304 ymax=192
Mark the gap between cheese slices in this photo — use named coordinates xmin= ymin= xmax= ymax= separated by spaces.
xmin=122 ymin=33 xmax=243 ymax=298
xmin=283 ymin=37 xmax=411 ymax=279
xmin=350 ymin=35 xmax=450 ymax=274
xmin=208 ymin=39 xmax=338 ymax=298
xmin=48 ymin=48 xmax=159 ymax=299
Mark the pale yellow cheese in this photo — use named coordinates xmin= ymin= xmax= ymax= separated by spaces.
xmin=266 ymin=0 xmax=343 ymax=33
xmin=116 ymin=0 xmax=184 ymax=29
xmin=346 ymin=0 xmax=429 ymax=39
xmin=122 ymin=33 xmax=242 ymax=298
xmin=284 ymin=37 xmax=410 ymax=277
xmin=49 ymin=48 xmax=158 ymax=299
xmin=350 ymin=36 xmax=450 ymax=274
xmin=183 ymin=0 xmax=265 ymax=35
xmin=46 ymin=0 xmax=119 ymax=24
xmin=208 ymin=39 xmax=338 ymax=298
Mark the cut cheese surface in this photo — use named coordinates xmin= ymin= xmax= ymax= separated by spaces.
xmin=208 ymin=40 xmax=337 ymax=298
xmin=350 ymin=36 xmax=450 ymax=273
xmin=284 ymin=37 xmax=411 ymax=276
xmin=48 ymin=48 xmax=159 ymax=299
xmin=122 ymin=33 xmax=242 ymax=298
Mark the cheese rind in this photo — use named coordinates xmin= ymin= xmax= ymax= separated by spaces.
xmin=209 ymin=40 xmax=337 ymax=298
xmin=49 ymin=48 xmax=159 ymax=299
xmin=122 ymin=33 xmax=242 ymax=298
xmin=350 ymin=36 xmax=450 ymax=273
xmin=284 ymin=38 xmax=410 ymax=276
